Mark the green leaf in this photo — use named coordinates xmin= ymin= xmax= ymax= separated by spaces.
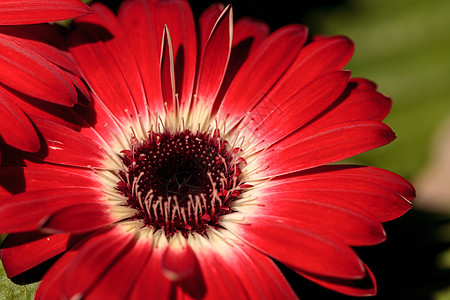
xmin=0 ymin=260 xmax=38 ymax=300
xmin=305 ymin=0 xmax=450 ymax=179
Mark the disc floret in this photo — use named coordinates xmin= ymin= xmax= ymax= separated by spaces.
xmin=116 ymin=128 xmax=245 ymax=237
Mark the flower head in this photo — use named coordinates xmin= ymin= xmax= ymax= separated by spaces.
xmin=0 ymin=1 xmax=415 ymax=299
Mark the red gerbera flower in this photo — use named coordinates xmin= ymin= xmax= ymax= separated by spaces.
xmin=0 ymin=1 xmax=415 ymax=299
xmin=0 ymin=0 xmax=91 ymax=156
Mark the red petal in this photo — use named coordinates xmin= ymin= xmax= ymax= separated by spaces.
xmin=41 ymin=203 xmax=115 ymax=234
xmin=232 ymin=17 xmax=270 ymax=54
xmin=0 ymin=187 xmax=104 ymax=233
xmin=213 ymin=17 xmax=270 ymax=111
xmin=69 ymin=20 xmax=143 ymax=124
xmin=198 ymin=3 xmax=224 ymax=61
xmin=195 ymin=5 xmax=233 ymax=103
xmin=302 ymin=79 xmax=392 ymax=133
xmin=0 ymin=232 xmax=71 ymax=278
xmin=60 ymin=227 xmax=136 ymax=299
xmin=0 ymin=24 xmax=80 ymax=75
xmin=118 ymin=0 xmax=197 ymax=113
xmin=128 ymin=245 xmax=173 ymax=300
xmin=162 ymin=240 xmax=200 ymax=282
xmin=78 ymin=3 xmax=154 ymax=119
xmin=0 ymin=89 xmax=39 ymax=152
xmin=218 ymin=24 xmax=308 ymax=127
xmin=0 ymin=34 xmax=77 ymax=106
xmin=76 ymin=92 xmax=130 ymax=152
xmin=266 ymin=35 xmax=354 ymax=104
xmin=149 ymin=0 xmax=197 ymax=109
xmin=35 ymin=247 xmax=81 ymax=300
xmin=0 ymin=0 xmax=91 ymax=25
xmin=160 ymin=26 xmax=177 ymax=111
xmin=30 ymin=117 xmax=106 ymax=168
xmin=202 ymin=235 xmax=298 ymax=299
xmin=116 ymin=0 xmax=162 ymax=114
xmin=253 ymin=194 xmax=386 ymax=246
xmin=245 ymin=244 xmax=299 ymax=299
xmin=2 ymin=84 xmax=80 ymax=131
xmin=0 ymin=164 xmax=96 ymax=197
xmin=249 ymin=70 xmax=350 ymax=148
xmin=224 ymin=215 xmax=366 ymax=279
xmin=189 ymin=236 xmax=248 ymax=299
xmin=324 ymin=164 xmax=416 ymax=201
xmin=262 ymin=121 xmax=396 ymax=177
xmin=351 ymin=77 xmax=378 ymax=90
xmin=161 ymin=237 xmax=206 ymax=299
xmin=85 ymin=239 xmax=152 ymax=300
xmin=265 ymin=165 xmax=413 ymax=222
xmin=298 ymin=263 xmax=377 ymax=296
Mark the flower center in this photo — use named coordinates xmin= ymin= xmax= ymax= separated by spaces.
xmin=116 ymin=129 xmax=244 ymax=237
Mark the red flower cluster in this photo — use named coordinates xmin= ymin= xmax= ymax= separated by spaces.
xmin=0 ymin=1 xmax=415 ymax=299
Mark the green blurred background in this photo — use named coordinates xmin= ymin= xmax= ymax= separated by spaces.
xmin=1 ymin=0 xmax=450 ymax=299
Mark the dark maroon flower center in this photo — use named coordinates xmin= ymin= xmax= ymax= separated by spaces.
xmin=117 ymin=129 xmax=243 ymax=237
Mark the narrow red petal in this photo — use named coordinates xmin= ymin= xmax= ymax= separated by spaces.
xmin=85 ymin=240 xmax=152 ymax=300
xmin=160 ymin=26 xmax=177 ymax=111
xmin=0 ymin=34 xmax=77 ymax=106
xmin=298 ymin=263 xmax=377 ymax=296
xmin=41 ymin=203 xmax=115 ymax=234
xmin=262 ymin=121 xmax=396 ymax=177
xmin=0 ymin=232 xmax=71 ymax=278
xmin=0 ymin=90 xmax=39 ymax=152
xmin=0 ymin=187 xmax=104 ymax=233
xmin=224 ymin=215 xmax=366 ymax=279
xmin=29 ymin=117 xmax=106 ymax=168
xmin=0 ymin=0 xmax=91 ymax=25
xmin=195 ymin=5 xmax=233 ymax=103
xmin=218 ymin=24 xmax=308 ymax=127
xmin=60 ymin=227 xmax=136 ymax=299
xmin=249 ymin=70 xmax=350 ymax=148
